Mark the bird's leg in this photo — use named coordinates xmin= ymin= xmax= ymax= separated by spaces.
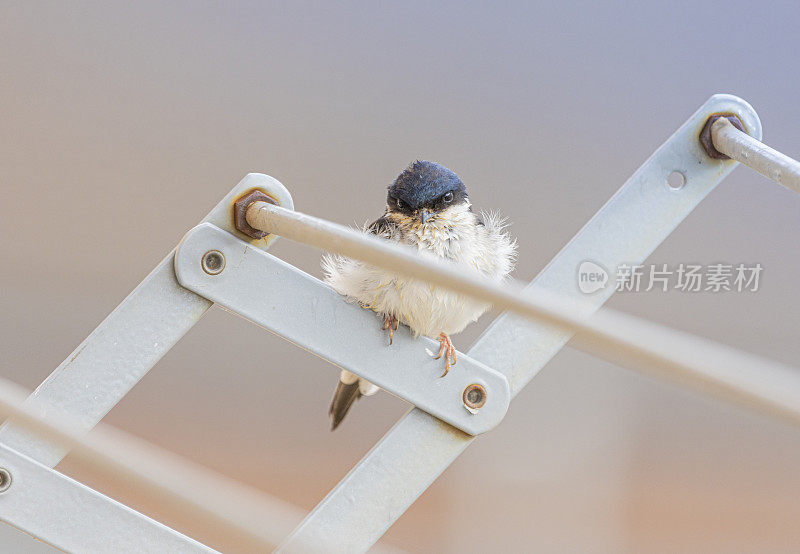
xmin=433 ymin=332 xmax=457 ymax=377
xmin=381 ymin=313 xmax=399 ymax=345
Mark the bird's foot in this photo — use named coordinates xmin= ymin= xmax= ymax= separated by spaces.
xmin=433 ymin=332 xmax=457 ymax=377
xmin=381 ymin=313 xmax=399 ymax=345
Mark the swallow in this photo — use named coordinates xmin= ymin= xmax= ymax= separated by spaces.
xmin=323 ymin=160 xmax=517 ymax=429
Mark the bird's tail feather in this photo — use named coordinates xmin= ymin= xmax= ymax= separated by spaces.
xmin=329 ymin=379 xmax=362 ymax=430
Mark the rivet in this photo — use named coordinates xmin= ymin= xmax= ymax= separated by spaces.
xmin=463 ymin=383 xmax=487 ymax=412
xmin=201 ymin=250 xmax=226 ymax=275
xmin=0 ymin=468 xmax=12 ymax=493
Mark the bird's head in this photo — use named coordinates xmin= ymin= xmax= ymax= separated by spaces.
xmin=386 ymin=160 xmax=469 ymax=225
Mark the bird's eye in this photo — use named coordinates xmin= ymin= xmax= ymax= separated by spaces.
xmin=443 ymin=191 xmax=454 ymax=203
xmin=395 ymin=198 xmax=405 ymax=209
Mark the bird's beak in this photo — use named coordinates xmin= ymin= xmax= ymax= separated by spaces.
xmin=419 ymin=208 xmax=432 ymax=224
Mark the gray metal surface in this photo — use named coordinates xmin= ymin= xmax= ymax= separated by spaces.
xmin=0 ymin=443 xmax=216 ymax=553
xmin=277 ymin=94 xmax=762 ymax=552
xmin=174 ymin=223 xmax=511 ymax=435
xmin=0 ymin=173 xmax=293 ymax=468
xmin=711 ymin=116 xmax=800 ymax=194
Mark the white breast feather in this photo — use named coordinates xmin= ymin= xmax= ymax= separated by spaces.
xmin=322 ymin=203 xmax=516 ymax=337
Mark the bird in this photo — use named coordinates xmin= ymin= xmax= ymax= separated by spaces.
xmin=322 ymin=160 xmax=517 ymax=430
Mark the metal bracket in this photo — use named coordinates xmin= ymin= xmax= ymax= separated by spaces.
xmin=174 ymin=223 xmax=512 ymax=435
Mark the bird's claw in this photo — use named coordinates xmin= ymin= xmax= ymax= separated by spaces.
xmin=382 ymin=313 xmax=399 ymax=345
xmin=433 ymin=332 xmax=457 ymax=377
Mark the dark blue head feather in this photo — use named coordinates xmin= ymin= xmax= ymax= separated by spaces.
xmin=388 ymin=160 xmax=467 ymax=210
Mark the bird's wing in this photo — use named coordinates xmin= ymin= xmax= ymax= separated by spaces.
xmin=366 ymin=213 xmax=393 ymax=237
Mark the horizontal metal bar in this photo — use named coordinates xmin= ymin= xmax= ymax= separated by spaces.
xmin=174 ymin=223 xmax=511 ymax=435
xmin=712 ymin=117 xmax=800 ymax=194
xmin=278 ymin=94 xmax=766 ymax=552
xmin=0 ymin=173 xmax=294 ymax=468
xmin=0 ymin=444 xmax=216 ymax=554
xmin=0 ymin=374 xmax=307 ymax=552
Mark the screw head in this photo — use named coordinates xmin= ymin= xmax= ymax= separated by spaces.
xmin=202 ymin=250 xmax=226 ymax=275
xmin=463 ymin=383 xmax=487 ymax=411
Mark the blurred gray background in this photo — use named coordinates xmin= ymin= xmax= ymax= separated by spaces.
xmin=2 ymin=1 xmax=800 ymax=552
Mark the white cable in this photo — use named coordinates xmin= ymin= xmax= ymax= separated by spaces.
xmin=247 ymin=201 xmax=800 ymax=427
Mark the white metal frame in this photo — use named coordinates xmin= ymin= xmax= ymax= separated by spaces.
xmin=1 ymin=94 xmax=798 ymax=553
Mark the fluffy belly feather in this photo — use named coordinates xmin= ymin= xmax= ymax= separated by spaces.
xmin=323 ymin=256 xmax=490 ymax=337
xmin=363 ymin=271 xmax=489 ymax=337
xmin=322 ymin=207 xmax=515 ymax=339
